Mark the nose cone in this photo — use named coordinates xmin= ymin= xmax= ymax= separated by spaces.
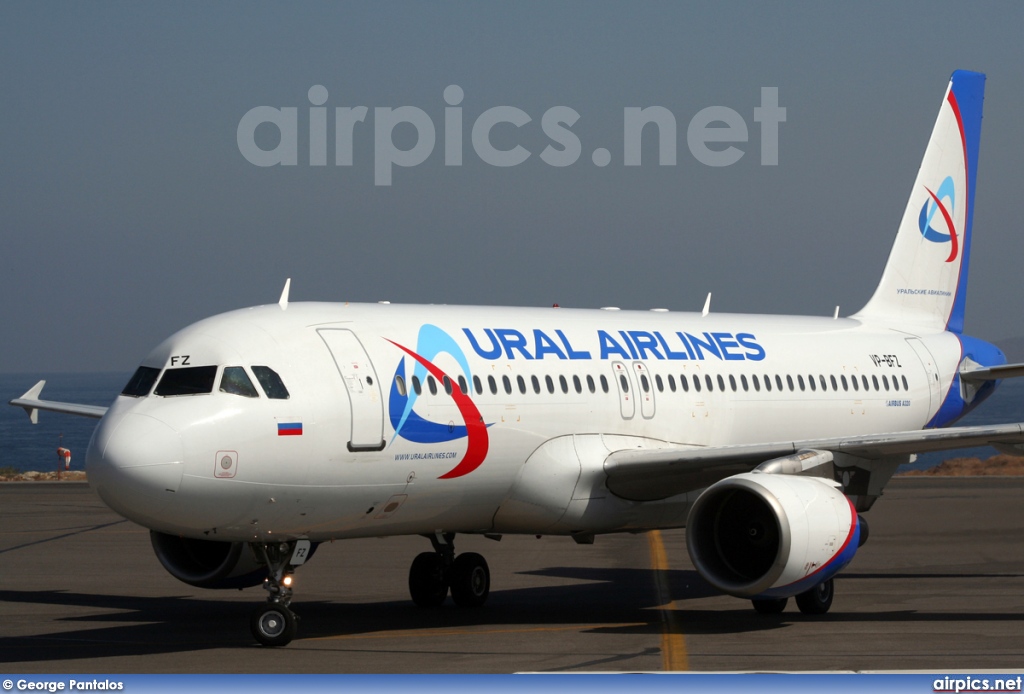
xmin=87 ymin=411 xmax=185 ymax=528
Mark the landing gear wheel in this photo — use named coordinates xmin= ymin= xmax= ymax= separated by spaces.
xmin=752 ymin=597 xmax=788 ymax=614
xmin=450 ymin=552 xmax=490 ymax=608
xmin=251 ymin=603 xmax=297 ymax=647
xmin=795 ymin=579 xmax=834 ymax=615
xmin=409 ymin=551 xmax=449 ymax=607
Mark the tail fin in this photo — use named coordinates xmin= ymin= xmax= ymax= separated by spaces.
xmin=854 ymin=70 xmax=985 ymax=334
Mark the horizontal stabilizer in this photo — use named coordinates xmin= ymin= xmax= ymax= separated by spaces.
xmin=9 ymin=380 xmax=108 ymax=423
xmin=959 ymin=362 xmax=1024 ymax=382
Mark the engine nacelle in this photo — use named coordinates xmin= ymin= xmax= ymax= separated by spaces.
xmin=686 ymin=472 xmax=861 ymax=599
xmin=150 ymin=531 xmax=266 ymax=589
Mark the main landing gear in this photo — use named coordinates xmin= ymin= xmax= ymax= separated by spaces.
xmin=751 ymin=578 xmax=834 ymax=616
xmin=408 ymin=532 xmax=491 ymax=608
xmin=250 ymin=540 xmax=311 ymax=647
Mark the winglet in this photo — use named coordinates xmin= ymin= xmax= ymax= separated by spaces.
xmin=701 ymin=293 xmax=711 ymax=317
xmin=16 ymin=380 xmax=45 ymax=424
xmin=278 ymin=278 xmax=291 ymax=311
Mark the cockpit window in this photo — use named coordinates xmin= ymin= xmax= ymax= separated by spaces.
xmin=154 ymin=366 xmax=218 ymax=396
xmin=220 ymin=366 xmax=259 ymax=398
xmin=122 ymin=366 xmax=161 ymax=397
xmin=252 ymin=366 xmax=290 ymax=400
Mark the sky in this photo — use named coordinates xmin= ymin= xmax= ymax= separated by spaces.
xmin=2 ymin=1 xmax=1024 ymax=375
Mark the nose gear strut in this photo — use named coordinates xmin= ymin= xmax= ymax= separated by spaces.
xmin=250 ymin=539 xmax=310 ymax=647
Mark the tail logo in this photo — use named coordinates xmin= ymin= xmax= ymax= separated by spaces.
xmin=386 ymin=325 xmax=490 ymax=479
xmin=918 ymin=175 xmax=959 ymax=263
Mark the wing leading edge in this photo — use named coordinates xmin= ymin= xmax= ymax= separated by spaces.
xmin=603 ymin=422 xmax=1024 ymax=502
xmin=9 ymin=380 xmax=108 ymax=423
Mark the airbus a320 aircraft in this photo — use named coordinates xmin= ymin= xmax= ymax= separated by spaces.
xmin=13 ymin=70 xmax=1024 ymax=647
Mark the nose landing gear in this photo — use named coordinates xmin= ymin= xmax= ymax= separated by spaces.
xmin=408 ymin=532 xmax=491 ymax=609
xmin=250 ymin=540 xmax=310 ymax=647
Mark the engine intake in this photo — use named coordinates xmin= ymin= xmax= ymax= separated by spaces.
xmin=686 ymin=472 xmax=860 ymax=598
xmin=150 ymin=531 xmax=266 ymax=589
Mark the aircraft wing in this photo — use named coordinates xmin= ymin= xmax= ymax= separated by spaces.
xmin=9 ymin=380 xmax=108 ymax=423
xmin=603 ymin=422 xmax=1024 ymax=501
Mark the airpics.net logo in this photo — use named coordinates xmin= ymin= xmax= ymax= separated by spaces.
xmin=236 ymin=85 xmax=786 ymax=185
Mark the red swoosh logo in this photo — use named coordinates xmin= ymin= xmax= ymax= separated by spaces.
xmin=924 ymin=186 xmax=959 ymax=263
xmin=387 ymin=340 xmax=489 ymax=479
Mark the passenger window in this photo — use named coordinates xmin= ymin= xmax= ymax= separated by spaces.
xmin=252 ymin=366 xmax=289 ymax=399
xmin=717 ymin=375 xmax=725 ymax=391
xmin=763 ymin=374 xmax=771 ymax=392
xmin=502 ymin=375 xmax=512 ymax=394
xmin=892 ymin=375 xmax=899 ymax=391
xmin=775 ymin=375 xmax=784 ymax=391
xmin=394 ymin=375 xmax=407 ymax=397
xmin=693 ymin=375 xmax=701 ymax=392
xmin=413 ymin=375 xmax=422 ymax=395
xmin=706 ymin=375 xmax=714 ymax=392
xmin=220 ymin=367 xmax=259 ymax=398
xmin=559 ymin=375 xmax=569 ymax=393
xmin=787 ymin=375 xmax=795 ymax=391
xmin=619 ymin=374 xmax=630 ymax=393
xmin=668 ymin=374 xmax=676 ymax=392
xmin=819 ymin=375 xmax=827 ymax=391
xmin=587 ymin=375 xmax=596 ymax=393
xmin=517 ymin=375 xmax=526 ymax=394
xmin=680 ymin=375 xmax=689 ymax=392
xmin=473 ymin=375 xmax=482 ymax=395
xmin=546 ymin=375 xmax=555 ymax=393
xmin=807 ymin=375 xmax=816 ymax=392
xmin=640 ymin=374 xmax=650 ymax=393
xmin=882 ymin=375 xmax=890 ymax=391
xmin=862 ymin=375 xmax=870 ymax=391
xmin=488 ymin=375 xmax=498 ymax=394
xmin=841 ymin=374 xmax=848 ymax=391
xmin=902 ymin=375 xmax=909 ymax=390
xmin=872 ymin=375 xmax=879 ymax=391
xmin=753 ymin=374 xmax=761 ymax=391
xmin=573 ymin=375 xmax=583 ymax=393
xmin=532 ymin=375 xmax=541 ymax=394
xmin=830 ymin=375 xmax=838 ymax=391
xmin=797 ymin=375 xmax=805 ymax=391
xmin=600 ymin=375 xmax=609 ymax=393
xmin=443 ymin=376 xmax=453 ymax=395
xmin=122 ymin=366 xmax=161 ymax=397
xmin=741 ymin=374 xmax=748 ymax=392
xmin=428 ymin=376 xmax=438 ymax=395
xmin=156 ymin=365 xmax=218 ymax=397
xmin=851 ymin=375 xmax=859 ymax=391
xmin=655 ymin=374 xmax=663 ymax=392
xmin=458 ymin=375 xmax=468 ymax=394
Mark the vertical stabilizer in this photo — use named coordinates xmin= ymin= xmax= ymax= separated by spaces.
xmin=854 ymin=70 xmax=984 ymax=333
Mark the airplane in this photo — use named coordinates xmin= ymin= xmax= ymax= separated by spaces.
xmin=12 ymin=69 xmax=1024 ymax=648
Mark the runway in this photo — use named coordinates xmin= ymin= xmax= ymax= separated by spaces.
xmin=2 ymin=477 xmax=1022 ymax=673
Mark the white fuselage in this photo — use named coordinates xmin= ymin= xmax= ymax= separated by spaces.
xmin=85 ymin=302 xmax=959 ymax=543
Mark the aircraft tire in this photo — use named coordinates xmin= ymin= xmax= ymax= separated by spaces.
xmin=251 ymin=603 xmax=297 ymax=647
xmin=795 ymin=578 xmax=834 ymax=615
xmin=751 ymin=597 xmax=788 ymax=614
xmin=450 ymin=552 xmax=490 ymax=608
xmin=409 ymin=552 xmax=448 ymax=607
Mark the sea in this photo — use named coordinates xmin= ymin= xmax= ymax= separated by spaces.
xmin=2 ymin=372 xmax=1024 ymax=474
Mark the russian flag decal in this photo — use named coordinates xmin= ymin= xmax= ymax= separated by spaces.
xmin=278 ymin=422 xmax=303 ymax=436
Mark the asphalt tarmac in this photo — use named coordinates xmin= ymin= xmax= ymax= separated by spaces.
xmin=1 ymin=478 xmax=1022 ymax=673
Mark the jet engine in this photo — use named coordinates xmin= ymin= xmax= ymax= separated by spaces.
xmin=686 ymin=472 xmax=861 ymax=599
xmin=150 ymin=531 xmax=267 ymax=589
